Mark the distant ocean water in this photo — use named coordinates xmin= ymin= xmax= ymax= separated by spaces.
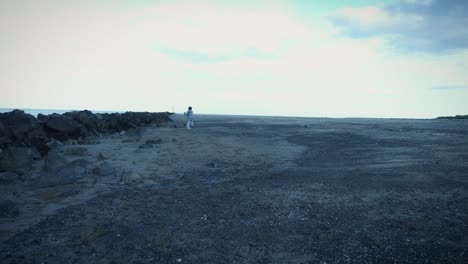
xmin=0 ymin=108 xmax=121 ymax=117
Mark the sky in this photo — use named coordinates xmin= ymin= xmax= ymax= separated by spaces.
xmin=1 ymin=0 xmax=468 ymax=118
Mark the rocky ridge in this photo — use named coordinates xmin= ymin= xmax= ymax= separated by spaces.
xmin=0 ymin=109 xmax=173 ymax=176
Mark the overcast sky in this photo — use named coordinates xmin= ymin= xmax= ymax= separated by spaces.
xmin=1 ymin=0 xmax=467 ymax=118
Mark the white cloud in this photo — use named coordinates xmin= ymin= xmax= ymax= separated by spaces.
xmin=329 ymin=0 xmax=468 ymax=53
xmin=1 ymin=0 xmax=468 ymax=118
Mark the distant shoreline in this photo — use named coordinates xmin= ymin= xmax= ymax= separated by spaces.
xmin=436 ymin=115 xmax=468 ymax=119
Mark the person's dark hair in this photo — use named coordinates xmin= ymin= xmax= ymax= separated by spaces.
xmin=188 ymin=106 xmax=192 ymax=110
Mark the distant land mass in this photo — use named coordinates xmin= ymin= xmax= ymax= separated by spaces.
xmin=437 ymin=115 xmax=468 ymax=119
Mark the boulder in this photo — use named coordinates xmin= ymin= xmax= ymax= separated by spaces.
xmin=64 ymin=110 xmax=98 ymax=130
xmin=0 ymin=110 xmax=49 ymax=155
xmin=120 ymin=170 xmax=143 ymax=184
xmin=91 ymin=162 xmax=115 ymax=176
xmin=46 ymin=138 xmax=64 ymax=148
xmin=36 ymin=159 xmax=89 ymax=187
xmin=0 ymin=121 xmax=11 ymax=139
xmin=64 ymin=147 xmax=88 ymax=156
xmin=43 ymin=151 xmax=68 ymax=172
xmin=138 ymin=143 xmax=153 ymax=149
xmin=97 ymin=153 xmax=110 ymax=160
xmin=0 ymin=147 xmax=34 ymax=175
xmin=43 ymin=114 xmax=87 ymax=140
xmin=0 ymin=171 xmax=21 ymax=184
xmin=146 ymin=138 xmax=162 ymax=144
xmin=0 ymin=110 xmax=173 ymax=160
xmin=0 ymin=109 xmax=37 ymax=139
xmin=0 ymin=200 xmax=19 ymax=218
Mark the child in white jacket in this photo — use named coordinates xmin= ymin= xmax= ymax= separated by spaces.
xmin=184 ymin=106 xmax=194 ymax=129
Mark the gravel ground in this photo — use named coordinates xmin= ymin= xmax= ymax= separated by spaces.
xmin=1 ymin=115 xmax=467 ymax=263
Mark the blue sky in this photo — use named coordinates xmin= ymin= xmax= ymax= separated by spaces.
xmin=1 ymin=0 xmax=467 ymax=118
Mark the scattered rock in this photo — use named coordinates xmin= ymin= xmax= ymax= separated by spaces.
xmin=0 ymin=200 xmax=19 ymax=218
xmin=66 ymin=139 xmax=79 ymax=145
xmin=37 ymin=159 xmax=89 ymax=187
xmin=0 ymin=171 xmax=21 ymax=184
xmin=0 ymin=146 xmax=34 ymax=175
xmin=43 ymin=151 xmax=68 ymax=172
xmin=0 ymin=109 xmax=173 ymax=162
xmin=125 ymin=128 xmax=142 ymax=137
xmin=77 ymin=139 xmax=100 ymax=145
xmin=146 ymin=138 xmax=162 ymax=144
xmin=64 ymin=147 xmax=88 ymax=156
xmin=120 ymin=170 xmax=143 ymax=184
xmin=0 ymin=109 xmax=37 ymax=138
xmin=92 ymin=162 xmax=115 ymax=176
xmin=207 ymin=161 xmax=217 ymax=168
xmin=138 ymin=143 xmax=153 ymax=149
xmin=122 ymin=139 xmax=138 ymax=143
xmin=43 ymin=114 xmax=87 ymax=141
xmin=79 ymin=224 xmax=112 ymax=243
xmin=46 ymin=138 xmax=64 ymax=148
xmin=97 ymin=153 xmax=110 ymax=160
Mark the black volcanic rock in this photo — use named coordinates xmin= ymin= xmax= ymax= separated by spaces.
xmin=43 ymin=114 xmax=87 ymax=141
xmin=0 ymin=109 xmax=171 ymax=184
xmin=0 ymin=200 xmax=19 ymax=218
xmin=36 ymin=159 xmax=89 ymax=187
xmin=0 ymin=146 xmax=34 ymax=175
xmin=0 ymin=110 xmax=37 ymax=138
xmin=0 ymin=109 xmax=172 ymax=176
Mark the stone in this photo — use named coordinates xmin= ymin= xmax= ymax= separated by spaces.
xmin=0 ymin=200 xmax=19 ymax=218
xmin=36 ymin=159 xmax=89 ymax=187
xmin=77 ymin=139 xmax=100 ymax=145
xmin=0 ymin=147 xmax=34 ymax=175
xmin=43 ymin=151 xmax=68 ymax=172
xmin=0 ymin=110 xmax=49 ymax=156
xmin=0 ymin=136 xmax=12 ymax=145
xmin=120 ymin=170 xmax=143 ymax=184
xmin=79 ymin=224 xmax=111 ymax=243
xmin=64 ymin=147 xmax=88 ymax=156
xmin=91 ymin=162 xmax=115 ymax=176
xmin=97 ymin=153 xmax=110 ymax=160
xmin=0 ymin=110 xmax=37 ymax=137
xmin=0 ymin=171 xmax=21 ymax=184
xmin=46 ymin=138 xmax=64 ymax=148
xmin=64 ymin=110 xmax=98 ymax=131
xmin=146 ymin=138 xmax=162 ymax=144
xmin=121 ymin=139 xmax=137 ymax=143
xmin=44 ymin=114 xmax=87 ymax=140
xmin=138 ymin=143 xmax=153 ymax=149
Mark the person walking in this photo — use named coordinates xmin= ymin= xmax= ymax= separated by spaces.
xmin=184 ymin=106 xmax=194 ymax=129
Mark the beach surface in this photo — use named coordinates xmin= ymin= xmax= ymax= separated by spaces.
xmin=1 ymin=114 xmax=468 ymax=263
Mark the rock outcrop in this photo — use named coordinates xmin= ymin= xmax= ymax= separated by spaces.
xmin=0 ymin=109 xmax=173 ymax=178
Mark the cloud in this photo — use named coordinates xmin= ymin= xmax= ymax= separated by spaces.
xmin=329 ymin=0 xmax=468 ymax=53
xmin=2 ymin=0 xmax=468 ymax=118
xmin=432 ymin=85 xmax=468 ymax=90
xmin=153 ymin=46 xmax=279 ymax=64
